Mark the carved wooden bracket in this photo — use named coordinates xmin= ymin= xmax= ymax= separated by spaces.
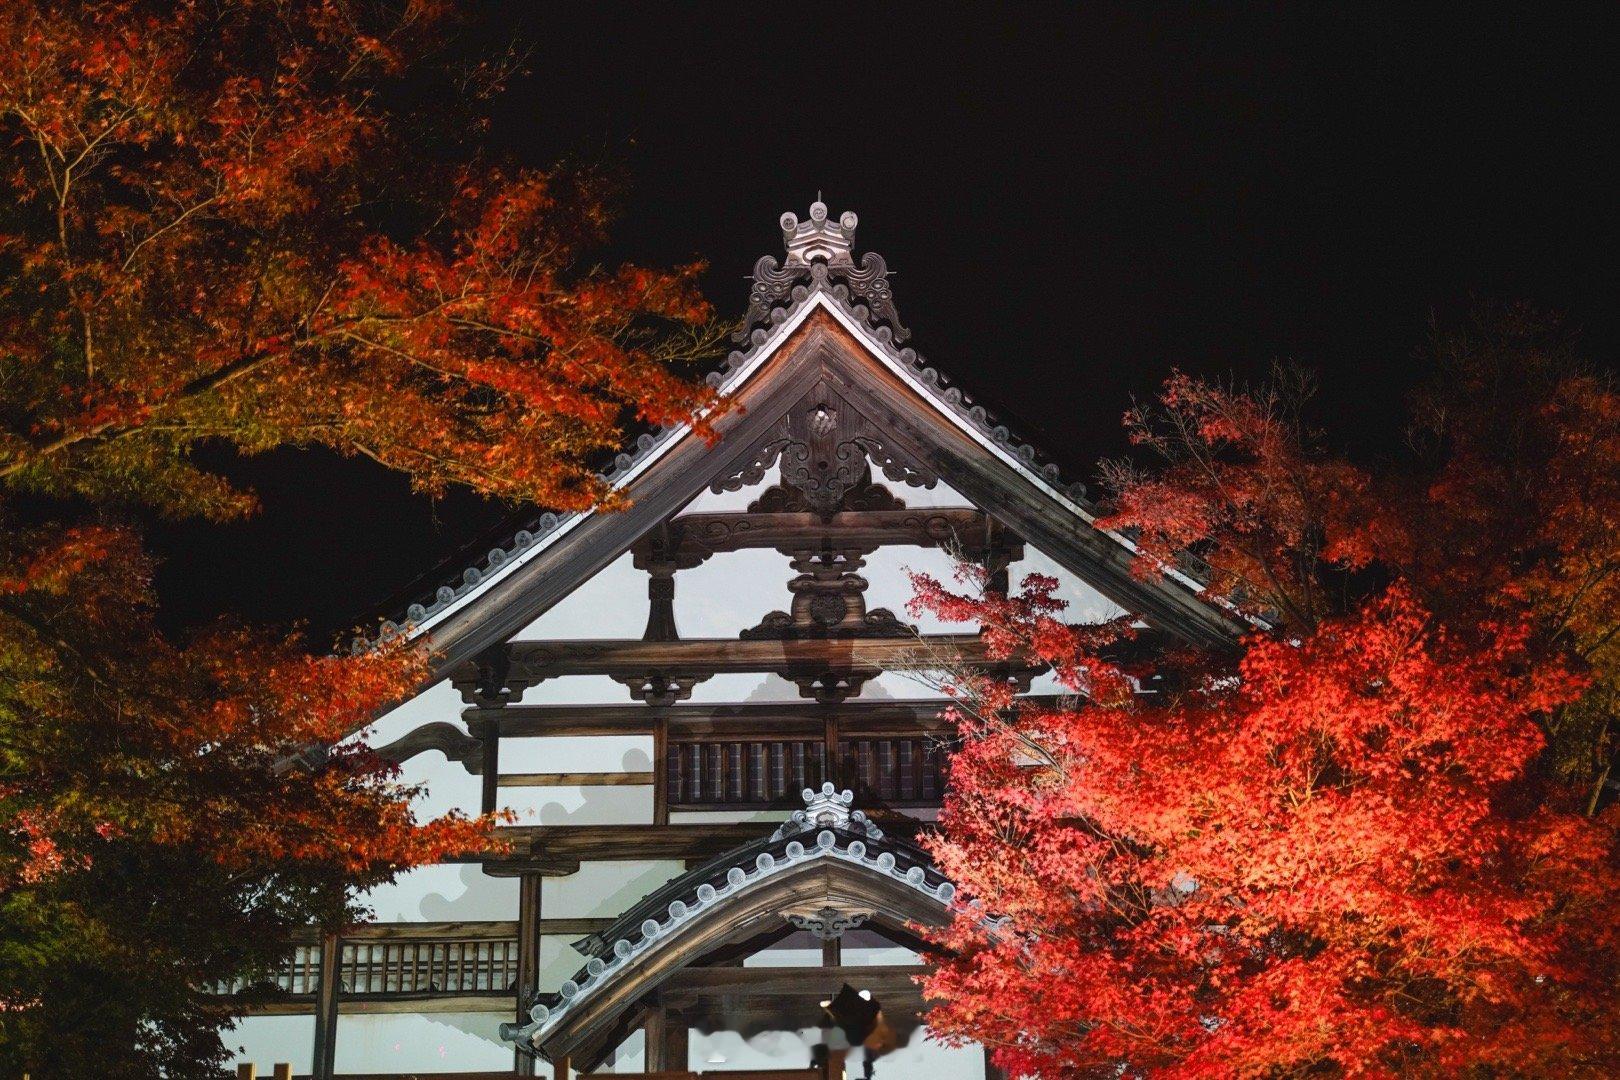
xmin=456 ymin=644 xmax=540 ymax=706
xmin=372 ymin=722 xmax=485 ymax=774
xmin=611 ymin=671 xmax=714 ymax=707
xmin=741 ymin=547 xmax=913 ymax=642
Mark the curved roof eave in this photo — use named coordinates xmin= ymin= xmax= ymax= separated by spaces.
xmin=500 ymin=786 xmax=986 ymax=1064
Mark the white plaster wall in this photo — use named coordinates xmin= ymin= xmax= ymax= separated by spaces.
xmin=224 ymin=1014 xmax=314 ymax=1075
xmin=352 ymin=679 xmax=481 ymax=821
xmin=502 ymin=735 xmax=650 ymax=773
xmin=516 ymin=551 xmax=645 ymax=641
xmin=541 ymin=860 xmax=686 ymax=920
xmin=332 ymin=1011 xmax=510 ymax=1074
xmin=678 ymin=547 xmax=801 ymax=638
xmin=592 ymin=1028 xmax=646 ymax=1073
xmin=683 ymin=1026 xmax=985 ymax=1078
xmin=503 ymin=781 xmax=652 ymax=826
xmin=741 ymin=946 xmax=822 ymax=968
xmin=678 ymin=464 xmax=793 ymax=513
xmin=357 ymin=863 xmax=518 ymax=922
xmin=499 ymin=736 xmax=656 ymax=825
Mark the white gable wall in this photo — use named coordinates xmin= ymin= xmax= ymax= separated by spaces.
xmin=233 ymin=452 xmax=1128 ymax=1073
xmin=334 ymin=468 xmax=1127 ymax=926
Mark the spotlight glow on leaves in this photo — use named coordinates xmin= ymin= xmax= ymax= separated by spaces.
xmin=912 ymin=331 xmax=1620 ymax=1077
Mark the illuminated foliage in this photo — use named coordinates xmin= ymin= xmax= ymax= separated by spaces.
xmin=912 ymin=326 xmax=1620 ymax=1076
xmin=0 ymin=2 xmax=716 ymax=1075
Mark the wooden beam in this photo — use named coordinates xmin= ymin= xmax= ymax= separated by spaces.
xmin=651 ymin=964 xmax=930 ymax=1039
xmin=282 ymin=1073 xmax=516 ymax=1080
xmin=455 ymin=636 xmax=1033 ymax=704
xmin=475 ymin=718 xmax=500 ymax=815
xmin=497 ymin=771 xmax=654 ymax=787
xmin=658 ymin=964 xmax=927 ymax=998
xmin=642 ymin=507 xmax=1012 ymax=559
xmin=342 ymin=919 xmax=516 ymax=940
xmin=496 ymin=634 xmax=998 ymax=679
xmin=228 ymin=992 xmax=514 ymax=1017
xmin=463 ymin=698 xmax=999 ymax=739
xmin=483 ymin=819 xmax=922 ymax=876
xmin=486 ymin=823 xmax=769 ymax=874
xmin=660 ymin=1007 xmax=688 ymax=1072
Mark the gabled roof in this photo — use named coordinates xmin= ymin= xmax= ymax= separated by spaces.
xmin=501 ymin=785 xmax=969 ymax=1067
xmin=364 ymin=202 xmax=1244 ymax=675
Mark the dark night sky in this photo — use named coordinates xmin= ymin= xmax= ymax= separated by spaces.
xmin=147 ymin=4 xmax=1617 ymax=641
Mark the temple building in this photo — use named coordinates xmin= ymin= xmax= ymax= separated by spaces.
xmin=222 ymin=202 xmax=1239 ymax=1078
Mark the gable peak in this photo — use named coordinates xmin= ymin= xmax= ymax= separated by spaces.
xmin=780 ymin=199 xmax=859 ymax=266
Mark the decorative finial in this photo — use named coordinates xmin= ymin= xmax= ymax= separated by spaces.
xmin=780 ymin=199 xmax=858 ymax=266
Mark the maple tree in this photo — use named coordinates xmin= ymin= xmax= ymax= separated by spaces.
xmin=911 ymin=314 xmax=1620 ymax=1077
xmin=0 ymin=2 xmax=718 ymax=1075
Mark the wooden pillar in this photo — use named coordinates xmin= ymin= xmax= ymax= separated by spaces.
xmin=982 ymin=1045 xmax=1008 ymax=1080
xmin=823 ymin=713 xmax=840 ymax=789
xmin=515 ymin=874 xmax=543 ymax=1075
xmin=478 ymin=717 xmax=501 ymax=816
xmin=822 ymin=1046 xmax=847 ymax=1080
xmin=663 ymin=1011 xmax=688 ymax=1073
xmin=652 ymin=715 xmax=670 ymax=825
xmin=646 ymin=1001 xmax=688 ymax=1072
xmin=273 ymin=1067 xmax=293 ymax=1080
xmin=821 ymin=934 xmax=842 ymax=967
xmin=552 ymin=1053 xmax=571 ymax=1080
xmin=643 ymin=1003 xmax=666 ymax=1072
xmin=310 ymin=931 xmax=341 ymax=1080
xmin=236 ymin=1066 xmax=255 ymax=1080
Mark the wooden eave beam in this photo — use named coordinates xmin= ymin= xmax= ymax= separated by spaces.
xmin=461 ymin=697 xmax=1052 ymax=739
xmin=658 ymin=962 xmax=928 ymax=1002
xmin=653 ymin=964 xmax=931 ymax=1037
xmin=479 ymin=819 xmax=925 ymax=876
xmin=644 ymin=507 xmax=1014 ymax=559
xmin=458 ymin=633 xmax=1021 ymax=691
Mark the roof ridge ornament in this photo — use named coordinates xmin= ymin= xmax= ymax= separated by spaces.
xmin=772 ymin=781 xmax=884 ymax=841
xmin=781 ymin=199 xmax=858 ymax=266
xmin=740 ymin=199 xmax=909 ymax=347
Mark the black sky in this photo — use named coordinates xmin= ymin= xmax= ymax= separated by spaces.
xmin=147 ymin=4 xmax=1617 ymax=640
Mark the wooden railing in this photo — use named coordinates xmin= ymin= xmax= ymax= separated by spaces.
xmin=666 ymin=735 xmax=948 ymax=809
xmin=210 ymin=927 xmax=518 ymax=1003
xmin=210 ymin=943 xmax=323 ymax=997
xmin=667 ymin=738 xmax=827 ymax=806
xmin=840 ymin=736 xmax=946 ymax=805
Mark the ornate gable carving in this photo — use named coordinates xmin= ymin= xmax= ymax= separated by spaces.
xmin=710 ymin=384 xmax=939 ymax=519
